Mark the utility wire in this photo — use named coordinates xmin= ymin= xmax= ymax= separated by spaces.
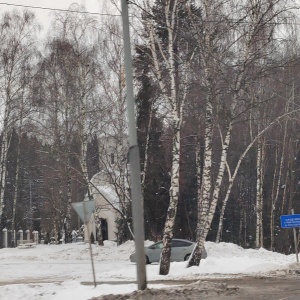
xmin=0 ymin=1 xmax=300 ymax=27
xmin=0 ymin=2 xmax=121 ymax=16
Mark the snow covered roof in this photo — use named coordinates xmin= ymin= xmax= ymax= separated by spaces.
xmin=92 ymin=184 xmax=120 ymax=211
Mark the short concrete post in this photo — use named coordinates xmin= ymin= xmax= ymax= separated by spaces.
xmin=33 ymin=231 xmax=39 ymax=244
xmin=36 ymin=231 xmax=39 ymax=244
xmin=2 ymin=228 xmax=7 ymax=248
xmin=12 ymin=230 xmax=16 ymax=248
xmin=18 ymin=230 xmax=23 ymax=245
xmin=25 ymin=229 xmax=30 ymax=243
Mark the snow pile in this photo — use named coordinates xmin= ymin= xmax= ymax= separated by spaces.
xmin=200 ymin=242 xmax=293 ymax=275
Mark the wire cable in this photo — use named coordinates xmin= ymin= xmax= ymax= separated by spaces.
xmin=0 ymin=2 xmax=121 ymax=17
xmin=0 ymin=1 xmax=299 ymax=27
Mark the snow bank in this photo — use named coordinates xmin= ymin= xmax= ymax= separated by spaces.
xmin=0 ymin=240 xmax=297 ymax=300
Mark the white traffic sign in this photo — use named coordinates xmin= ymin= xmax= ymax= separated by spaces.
xmin=71 ymin=200 xmax=95 ymax=223
xmin=72 ymin=199 xmax=97 ymax=287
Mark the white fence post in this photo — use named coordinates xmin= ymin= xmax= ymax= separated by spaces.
xmin=18 ymin=230 xmax=23 ymax=245
xmin=12 ymin=230 xmax=16 ymax=248
xmin=33 ymin=231 xmax=38 ymax=244
xmin=25 ymin=230 xmax=30 ymax=243
xmin=2 ymin=228 xmax=7 ymax=248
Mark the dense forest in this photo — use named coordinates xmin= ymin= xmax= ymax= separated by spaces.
xmin=1 ymin=0 xmax=300 ymax=268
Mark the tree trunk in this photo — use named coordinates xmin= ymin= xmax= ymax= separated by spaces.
xmin=188 ymin=121 xmax=232 ymax=267
xmin=146 ymin=0 xmax=185 ymax=276
xmin=11 ymin=133 xmax=21 ymax=241
xmin=0 ymin=113 xmax=10 ymax=224
xmin=65 ymin=153 xmax=72 ymax=243
xmin=281 ymin=162 xmax=290 ymax=215
xmin=159 ymin=116 xmax=181 ymax=275
xmin=187 ymin=90 xmax=213 ymax=267
xmin=270 ymin=121 xmax=287 ymax=250
xmin=215 ymin=125 xmax=234 ymax=243
xmin=256 ymin=138 xmax=264 ymax=249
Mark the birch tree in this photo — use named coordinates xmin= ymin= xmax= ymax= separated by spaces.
xmin=186 ymin=0 xmax=233 ymax=267
xmin=35 ymin=6 xmax=105 ymax=240
xmin=52 ymin=7 xmax=100 ymax=200
xmin=140 ymin=0 xmax=199 ymax=275
xmin=0 ymin=10 xmax=39 ymax=226
xmin=188 ymin=0 xmax=290 ymax=266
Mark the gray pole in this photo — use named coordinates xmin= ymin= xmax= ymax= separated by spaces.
xmin=121 ymin=0 xmax=147 ymax=290
xmin=84 ymin=202 xmax=97 ymax=287
xmin=291 ymin=209 xmax=299 ymax=263
xmin=30 ymin=180 xmax=33 ymax=230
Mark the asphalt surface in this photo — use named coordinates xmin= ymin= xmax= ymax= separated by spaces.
xmin=3 ymin=272 xmax=300 ymax=299
xmin=90 ymin=275 xmax=300 ymax=300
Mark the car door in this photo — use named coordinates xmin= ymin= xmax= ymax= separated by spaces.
xmin=147 ymin=241 xmax=163 ymax=262
xmin=171 ymin=240 xmax=191 ymax=261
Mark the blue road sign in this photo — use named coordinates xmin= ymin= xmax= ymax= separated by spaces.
xmin=280 ymin=214 xmax=300 ymax=228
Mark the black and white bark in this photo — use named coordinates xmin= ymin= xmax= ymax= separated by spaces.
xmin=188 ymin=0 xmax=292 ymax=266
xmin=144 ymin=0 xmax=192 ymax=275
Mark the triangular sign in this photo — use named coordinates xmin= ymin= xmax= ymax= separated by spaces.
xmin=71 ymin=200 xmax=95 ymax=223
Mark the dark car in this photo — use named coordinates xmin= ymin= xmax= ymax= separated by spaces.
xmin=130 ymin=239 xmax=207 ymax=264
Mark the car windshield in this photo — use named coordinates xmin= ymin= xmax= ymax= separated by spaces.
xmin=149 ymin=241 xmax=163 ymax=249
xmin=149 ymin=239 xmax=193 ymax=249
xmin=171 ymin=240 xmax=192 ymax=247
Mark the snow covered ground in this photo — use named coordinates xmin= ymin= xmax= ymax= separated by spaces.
xmin=0 ymin=240 xmax=297 ymax=300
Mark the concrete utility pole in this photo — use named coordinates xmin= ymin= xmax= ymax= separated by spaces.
xmin=121 ymin=0 xmax=147 ymax=290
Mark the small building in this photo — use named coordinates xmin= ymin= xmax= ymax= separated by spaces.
xmin=84 ymin=171 xmax=126 ymax=242
xmin=84 ymin=132 xmax=129 ymax=243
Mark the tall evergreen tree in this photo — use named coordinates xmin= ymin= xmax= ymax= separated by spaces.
xmin=135 ymin=52 xmax=171 ymax=240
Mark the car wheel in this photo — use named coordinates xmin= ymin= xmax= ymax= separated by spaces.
xmin=145 ymin=255 xmax=151 ymax=264
xmin=184 ymin=254 xmax=191 ymax=261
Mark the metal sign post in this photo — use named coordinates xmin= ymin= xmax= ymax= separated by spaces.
xmin=72 ymin=200 xmax=97 ymax=287
xmin=291 ymin=209 xmax=299 ymax=263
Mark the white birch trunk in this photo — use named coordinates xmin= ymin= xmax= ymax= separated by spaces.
xmin=159 ymin=115 xmax=181 ymax=275
xmin=0 ymin=106 xmax=10 ymax=223
xmin=281 ymin=160 xmax=290 ymax=215
xmin=66 ymin=156 xmax=72 ymax=243
xmin=11 ymin=128 xmax=21 ymax=239
xmin=141 ymin=103 xmax=153 ymax=194
xmin=187 ymin=89 xmax=213 ymax=267
xmin=215 ymin=127 xmax=233 ymax=243
xmin=256 ymin=138 xmax=264 ymax=249
xmin=188 ymin=114 xmax=232 ymax=266
xmin=270 ymin=121 xmax=287 ymax=250
xmin=137 ymin=0 xmax=183 ymax=276
xmin=159 ymin=0 xmax=181 ymax=275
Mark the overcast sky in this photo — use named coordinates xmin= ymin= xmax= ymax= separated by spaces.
xmin=0 ymin=1 xmax=118 ymax=32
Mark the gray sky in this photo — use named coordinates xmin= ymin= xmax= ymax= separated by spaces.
xmin=0 ymin=1 xmax=114 ymax=31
